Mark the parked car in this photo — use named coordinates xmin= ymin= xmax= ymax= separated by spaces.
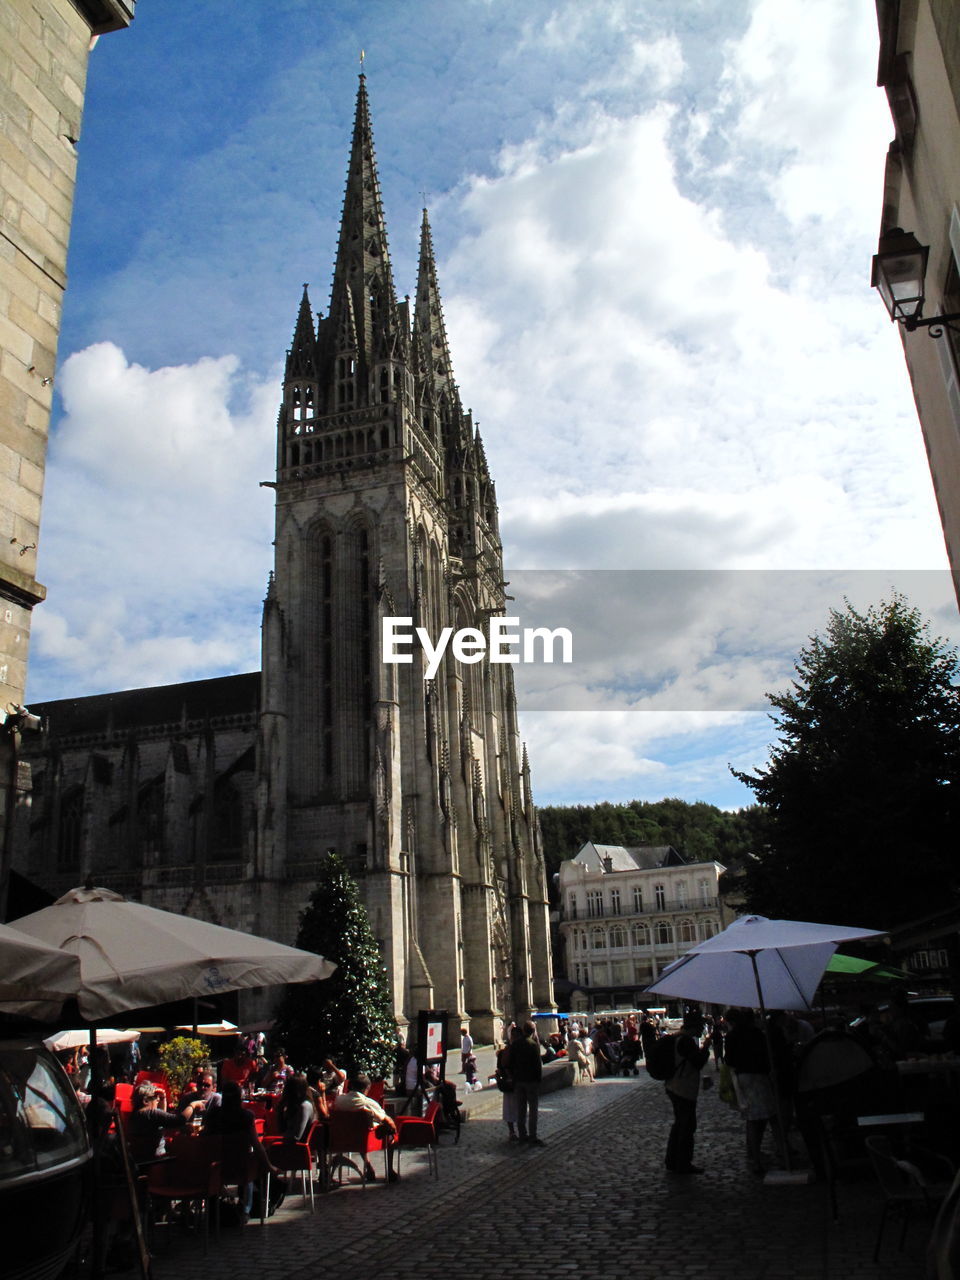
xmin=0 ymin=1039 xmax=91 ymax=1280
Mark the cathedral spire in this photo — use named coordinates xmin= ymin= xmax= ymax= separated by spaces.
xmin=328 ymin=75 xmax=399 ymax=372
xmin=413 ymin=208 xmax=457 ymax=405
xmin=285 ymin=284 xmax=318 ymax=380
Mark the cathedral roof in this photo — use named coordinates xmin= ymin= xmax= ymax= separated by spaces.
xmin=30 ymin=671 xmax=260 ymax=740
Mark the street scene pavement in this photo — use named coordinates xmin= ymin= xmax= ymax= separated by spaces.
xmin=151 ymin=1050 xmax=928 ymax=1280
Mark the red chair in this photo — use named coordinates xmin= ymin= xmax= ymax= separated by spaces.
xmin=366 ymin=1079 xmax=386 ymax=1105
xmin=114 ymin=1083 xmax=135 ymax=1113
xmin=263 ymin=1121 xmax=319 ymax=1212
xmin=395 ymin=1100 xmax=441 ymax=1180
xmin=146 ymin=1136 xmax=222 ymax=1252
xmin=326 ymin=1110 xmax=389 ymax=1187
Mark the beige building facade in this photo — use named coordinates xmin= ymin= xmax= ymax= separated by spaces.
xmin=873 ymin=0 xmax=960 ymax=602
xmin=557 ymin=842 xmax=727 ymax=1013
xmin=0 ymin=1 xmax=134 ymax=917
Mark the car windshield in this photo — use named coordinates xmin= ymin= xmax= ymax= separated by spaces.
xmin=0 ymin=1043 xmax=88 ymax=1183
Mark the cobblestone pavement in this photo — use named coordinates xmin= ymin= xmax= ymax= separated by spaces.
xmin=149 ymin=1070 xmax=931 ymax=1280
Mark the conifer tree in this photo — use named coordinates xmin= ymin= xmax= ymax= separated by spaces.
xmin=733 ymin=595 xmax=960 ymax=929
xmin=273 ymin=851 xmax=395 ymax=1076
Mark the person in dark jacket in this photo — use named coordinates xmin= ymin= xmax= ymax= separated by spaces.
xmin=506 ymin=1022 xmax=544 ymax=1146
xmin=664 ymin=1012 xmax=710 ymax=1175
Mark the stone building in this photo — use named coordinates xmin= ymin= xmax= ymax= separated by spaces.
xmin=557 ymin=841 xmax=728 ymax=1014
xmin=0 ymin=1 xmax=135 ymax=917
xmin=872 ymin=0 xmax=960 ymax=604
xmin=13 ymin=77 xmax=555 ymax=1042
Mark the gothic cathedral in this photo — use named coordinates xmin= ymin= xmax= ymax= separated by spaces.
xmin=13 ymin=78 xmax=554 ymax=1042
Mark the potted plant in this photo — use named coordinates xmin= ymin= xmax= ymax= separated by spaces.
xmin=157 ymin=1036 xmax=207 ymax=1102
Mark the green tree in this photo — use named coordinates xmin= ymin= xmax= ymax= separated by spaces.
xmin=733 ymin=595 xmax=960 ymax=930
xmin=273 ymin=852 xmax=395 ymax=1077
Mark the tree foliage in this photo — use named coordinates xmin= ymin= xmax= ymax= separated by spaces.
xmin=537 ymin=797 xmax=770 ymax=898
xmin=272 ymin=852 xmax=395 ymax=1077
xmin=158 ymin=1036 xmax=207 ymax=1101
xmin=733 ymin=595 xmax=960 ymax=930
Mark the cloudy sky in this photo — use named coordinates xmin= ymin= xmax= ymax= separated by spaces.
xmin=30 ymin=0 xmax=957 ymax=809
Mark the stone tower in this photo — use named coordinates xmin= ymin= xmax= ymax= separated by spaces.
xmin=258 ymin=76 xmax=553 ymax=1041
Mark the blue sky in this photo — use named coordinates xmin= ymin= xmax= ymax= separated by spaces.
xmin=28 ymin=0 xmax=957 ymax=810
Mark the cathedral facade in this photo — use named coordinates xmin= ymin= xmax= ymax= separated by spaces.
xmin=13 ymin=79 xmax=554 ymax=1042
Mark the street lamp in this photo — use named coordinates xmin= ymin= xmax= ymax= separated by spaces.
xmin=872 ymin=227 xmax=960 ymax=335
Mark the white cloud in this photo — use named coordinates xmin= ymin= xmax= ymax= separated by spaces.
xmin=32 ymin=344 xmax=277 ymax=696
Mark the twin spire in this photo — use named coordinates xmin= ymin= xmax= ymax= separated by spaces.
xmin=281 ymin=76 xmax=493 ymax=536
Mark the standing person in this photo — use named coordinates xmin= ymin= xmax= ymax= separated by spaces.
xmin=709 ymin=1014 xmax=726 ymax=1071
xmin=664 ymin=1011 xmax=710 ymax=1175
xmin=639 ymin=1014 xmax=658 ymax=1063
xmin=495 ymin=1038 xmax=519 ymax=1140
xmin=460 ymin=1026 xmax=474 ymax=1073
xmin=506 ymin=1022 xmax=544 ymax=1146
xmin=724 ymin=1008 xmax=784 ymax=1175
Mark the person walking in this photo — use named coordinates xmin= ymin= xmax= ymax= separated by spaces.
xmin=460 ymin=1026 xmax=474 ymax=1073
xmin=507 ymin=1021 xmax=544 ymax=1146
xmin=664 ymin=1011 xmax=710 ymax=1175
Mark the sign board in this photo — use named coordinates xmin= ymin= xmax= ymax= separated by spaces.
xmin=416 ymin=1009 xmax=447 ymax=1086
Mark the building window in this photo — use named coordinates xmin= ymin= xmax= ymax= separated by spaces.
xmin=587 ymin=890 xmax=602 ymax=919
xmin=654 ymin=883 xmax=666 ymax=910
xmin=678 ymin=919 xmax=696 ymax=944
xmin=57 ymin=786 xmax=83 ymax=871
xmin=633 ymin=886 xmax=644 ymax=912
xmin=655 ymin=921 xmax=673 ymax=945
xmin=610 ymin=887 xmax=621 ymax=916
xmin=567 ymin=894 xmax=578 ymax=921
xmin=591 ymin=927 xmax=606 ymax=951
xmin=610 ymin=925 xmax=627 ymax=949
xmin=699 ymin=919 xmax=718 ymax=940
xmin=610 ymin=961 xmax=630 ymax=984
xmin=676 ymin=882 xmax=688 ymax=908
xmin=579 ymin=930 xmax=588 ymax=951
xmin=698 ymin=877 xmax=711 ymax=905
xmin=631 ymin=923 xmax=650 ymax=947
xmin=592 ymin=963 xmax=609 ymax=985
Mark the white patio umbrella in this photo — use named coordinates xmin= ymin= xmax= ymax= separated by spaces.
xmin=644 ymin=914 xmax=885 ymax=1179
xmin=0 ymin=920 xmax=79 ymax=1018
xmin=644 ymin=915 xmax=885 ymax=1012
xmin=175 ymin=1019 xmax=239 ymax=1037
xmin=44 ymin=1027 xmax=140 ymax=1052
xmin=3 ymin=882 xmax=336 ymax=1021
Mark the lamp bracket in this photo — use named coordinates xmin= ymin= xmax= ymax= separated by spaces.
xmin=904 ymin=311 xmax=960 ymax=338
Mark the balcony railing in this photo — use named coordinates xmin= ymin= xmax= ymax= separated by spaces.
xmin=570 ymin=896 xmax=720 ymax=923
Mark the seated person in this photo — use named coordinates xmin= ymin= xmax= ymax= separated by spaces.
xmin=279 ymin=1074 xmax=315 ymax=1140
xmin=333 ymin=1072 xmax=399 ymax=1182
xmin=319 ymin=1057 xmax=347 ymax=1097
xmin=203 ymin=1081 xmax=282 ymax=1219
xmin=128 ymin=1082 xmax=192 ymax=1162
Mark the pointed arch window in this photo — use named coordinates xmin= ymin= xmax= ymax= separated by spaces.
xmin=655 ymin=921 xmax=674 ymax=945
xmin=320 ymin=533 xmax=334 ymax=777
xmin=57 ymin=785 xmax=83 ymax=871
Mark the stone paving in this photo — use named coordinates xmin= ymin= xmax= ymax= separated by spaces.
xmin=149 ymin=1065 xmax=932 ymax=1280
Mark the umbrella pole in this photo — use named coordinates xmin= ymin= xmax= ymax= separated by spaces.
xmin=749 ymin=951 xmax=793 ymax=1174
